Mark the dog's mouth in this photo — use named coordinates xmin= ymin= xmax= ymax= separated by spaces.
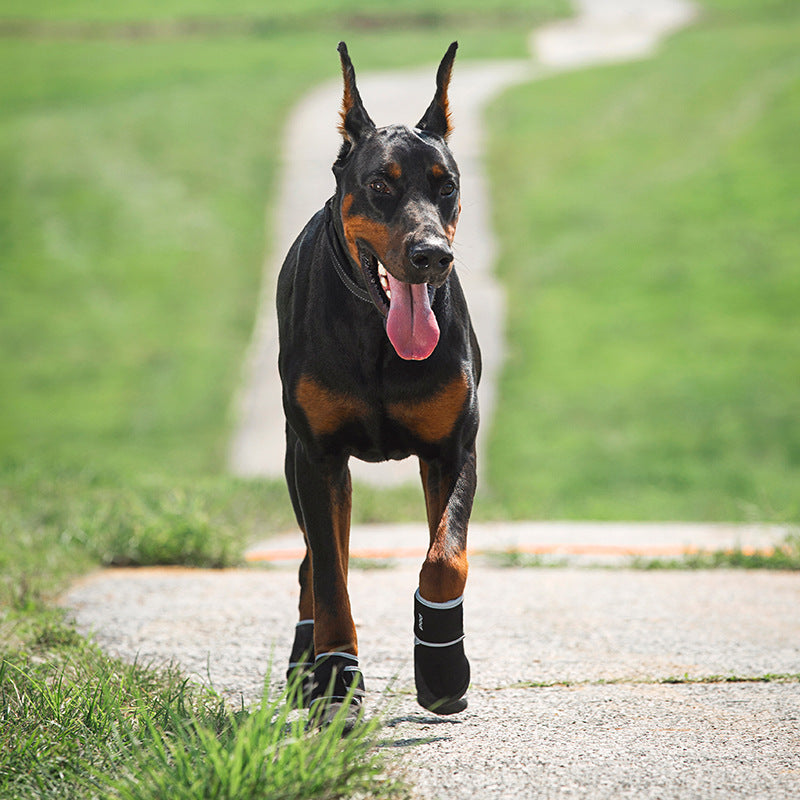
xmin=358 ymin=246 xmax=440 ymax=361
xmin=359 ymin=247 xmax=391 ymax=316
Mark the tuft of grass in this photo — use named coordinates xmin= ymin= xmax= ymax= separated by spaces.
xmin=1 ymin=622 xmax=222 ymax=799
xmin=350 ymin=557 xmax=398 ymax=570
xmin=0 ymin=465 xmax=299 ymax=609
xmin=482 ymin=548 xmax=567 ymax=568
xmin=101 ymin=683 xmax=401 ymax=800
xmin=629 ymin=531 xmax=800 ymax=570
xmin=504 ymin=671 xmax=800 ymax=691
xmin=1 ymin=613 xmax=406 ymax=800
xmin=658 ymin=672 xmax=800 ymax=685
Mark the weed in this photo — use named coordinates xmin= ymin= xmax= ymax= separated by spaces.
xmin=504 ymin=672 xmax=800 ymax=691
xmin=483 ymin=549 xmax=567 ymax=568
xmin=629 ymin=531 xmax=800 ymax=570
xmin=1 ymin=615 xmax=406 ymax=800
xmin=658 ymin=672 xmax=800 ymax=685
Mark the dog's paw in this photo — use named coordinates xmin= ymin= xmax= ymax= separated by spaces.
xmin=413 ymin=590 xmax=470 ymax=714
xmin=305 ymin=699 xmax=364 ymax=734
xmin=306 ymin=652 xmax=365 ymax=732
xmin=414 ymin=640 xmax=470 ymax=714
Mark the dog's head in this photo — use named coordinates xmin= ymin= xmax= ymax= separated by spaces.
xmin=332 ymin=42 xmax=460 ymax=361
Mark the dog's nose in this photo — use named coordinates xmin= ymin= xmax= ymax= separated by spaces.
xmin=409 ymin=243 xmax=454 ymax=272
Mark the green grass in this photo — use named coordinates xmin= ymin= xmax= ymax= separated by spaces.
xmin=484 ymin=0 xmax=800 ymax=521
xmin=0 ymin=464 xmax=300 ymax=607
xmin=0 ymin=5 xmax=564 ymax=798
xmin=478 ymin=538 xmax=800 ymax=570
xmin=1 ymin=615 xmax=402 ymax=800
xmin=483 ymin=549 xmax=567 ymax=568
xmin=629 ymin=531 xmax=800 ymax=570
xmin=504 ymin=671 xmax=800 ymax=690
xmin=0 ymin=0 xmax=564 ymax=24
xmin=3 ymin=0 xmax=800 ymax=794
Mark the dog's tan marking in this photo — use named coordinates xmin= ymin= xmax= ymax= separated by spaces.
xmin=419 ymin=541 xmax=469 ymax=602
xmin=341 ymin=192 xmax=399 ymax=267
xmin=314 ymin=475 xmax=358 ymax=656
xmin=388 ymin=371 xmax=469 ymax=442
xmin=444 ymin=200 xmax=460 ymax=244
xmin=295 ymin=374 xmax=369 ymax=438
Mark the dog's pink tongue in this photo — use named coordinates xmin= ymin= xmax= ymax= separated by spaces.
xmin=385 ymin=274 xmax=439 ymax=360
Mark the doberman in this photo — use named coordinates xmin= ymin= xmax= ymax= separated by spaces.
xmin=277 ymin=41 xmax=480 ymax=726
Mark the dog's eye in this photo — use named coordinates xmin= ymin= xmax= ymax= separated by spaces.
xmin=440 ymin=181 xmax=456 ymax=197
xmin=369 ymin=179 xmax=390 ymax=195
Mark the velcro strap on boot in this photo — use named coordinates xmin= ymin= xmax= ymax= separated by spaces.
xmin=309 ymin=652 xmax=365 ymax=710
xmin=414 ymin=589 xmax=465 ymax=647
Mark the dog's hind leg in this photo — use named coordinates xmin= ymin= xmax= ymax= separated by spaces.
xmin=415 ymin=446 xmax=476 ymax=714
xmin=284 ymin=425 xmax=315 ymax=704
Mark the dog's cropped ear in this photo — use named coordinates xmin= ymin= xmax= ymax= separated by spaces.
xmin=416 ymin=41 xmax=458 ymax=140
xmin=337 ymin=42 xmax=375 ymax=145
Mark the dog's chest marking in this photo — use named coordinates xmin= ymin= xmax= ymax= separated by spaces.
xmin=282 ymin=41 xmax=475 ymax=721
xmin=295 ymin=375 xmax=369 ymax=438
xmin=387 ymin=371 xmax=469 ymax=443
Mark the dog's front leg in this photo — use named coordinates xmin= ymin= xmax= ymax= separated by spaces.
xmin=415 ymin=446 xmax=476 ymax=714
xmin=291 ymin=438 xmax=364 ymax=724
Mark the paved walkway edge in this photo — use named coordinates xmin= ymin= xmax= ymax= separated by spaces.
xmin=246 ymin=520 xmax=790 ymax=566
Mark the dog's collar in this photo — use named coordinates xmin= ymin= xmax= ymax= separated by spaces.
xmin=324 ymin=202 xmax=372 ymax=304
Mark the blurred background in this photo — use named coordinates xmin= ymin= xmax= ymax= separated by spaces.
xmin=1 ymin=0 xmax=798 ymax=586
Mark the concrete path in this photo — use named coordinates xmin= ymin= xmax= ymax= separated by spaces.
xmin=227 ymin=0 xmax=696 ymax=486
xmin=228 ymin=60 xmax=525 ymax=486
xmin=63 ymin=555 xmax=800 ymax=799
xmin=60 ymin=2 xmax=800 ymax=798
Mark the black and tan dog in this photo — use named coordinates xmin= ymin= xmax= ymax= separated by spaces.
xmin=277 ymin=41 xmax=480 ymax=725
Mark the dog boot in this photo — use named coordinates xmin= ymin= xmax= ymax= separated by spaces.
xmin=286 ymin=619 xmax=315 ymax=707
xmin=307 ymin=652 xmax=365 ymax=732
xmin=414 ymin=589 xmax=470 ymax=714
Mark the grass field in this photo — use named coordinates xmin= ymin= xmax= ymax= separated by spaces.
xmin=0 ymin=3 xmax=558 ymax=797
xmin=1 ymin=0 xmax=799 ymax=796
xmin=1 ymin=0 xmax=564 ymax=23
xmin=485 ymin=0 xmax=800 ymax=521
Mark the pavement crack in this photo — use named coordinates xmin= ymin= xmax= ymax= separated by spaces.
xmin=488 ymin=672 xmax=800 ymax=692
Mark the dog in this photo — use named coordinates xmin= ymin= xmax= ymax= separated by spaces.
xmin=277 ymin=41 xmax=480 ymax=726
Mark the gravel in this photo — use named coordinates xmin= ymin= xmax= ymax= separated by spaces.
xmin=62 ymin=563 xmax=800 ymax=799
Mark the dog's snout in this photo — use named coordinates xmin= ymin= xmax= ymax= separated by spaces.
xmin=409 ymin=243 xmax=454 ymax=272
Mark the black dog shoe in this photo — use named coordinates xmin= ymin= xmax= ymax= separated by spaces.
xmin=307 ymin=652 xmax=365 ymax=732
xmin=414 ymin=590 xmax=470 ymax=714
xmin=286 ymin=619 xmax=315 ymax=707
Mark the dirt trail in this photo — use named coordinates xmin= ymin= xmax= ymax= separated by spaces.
xmin=228 ymin=0 xmax=696 ymax=485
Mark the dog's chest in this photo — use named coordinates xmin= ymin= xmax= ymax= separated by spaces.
xmin=292 ymin=367 xmax=472 ymax=460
